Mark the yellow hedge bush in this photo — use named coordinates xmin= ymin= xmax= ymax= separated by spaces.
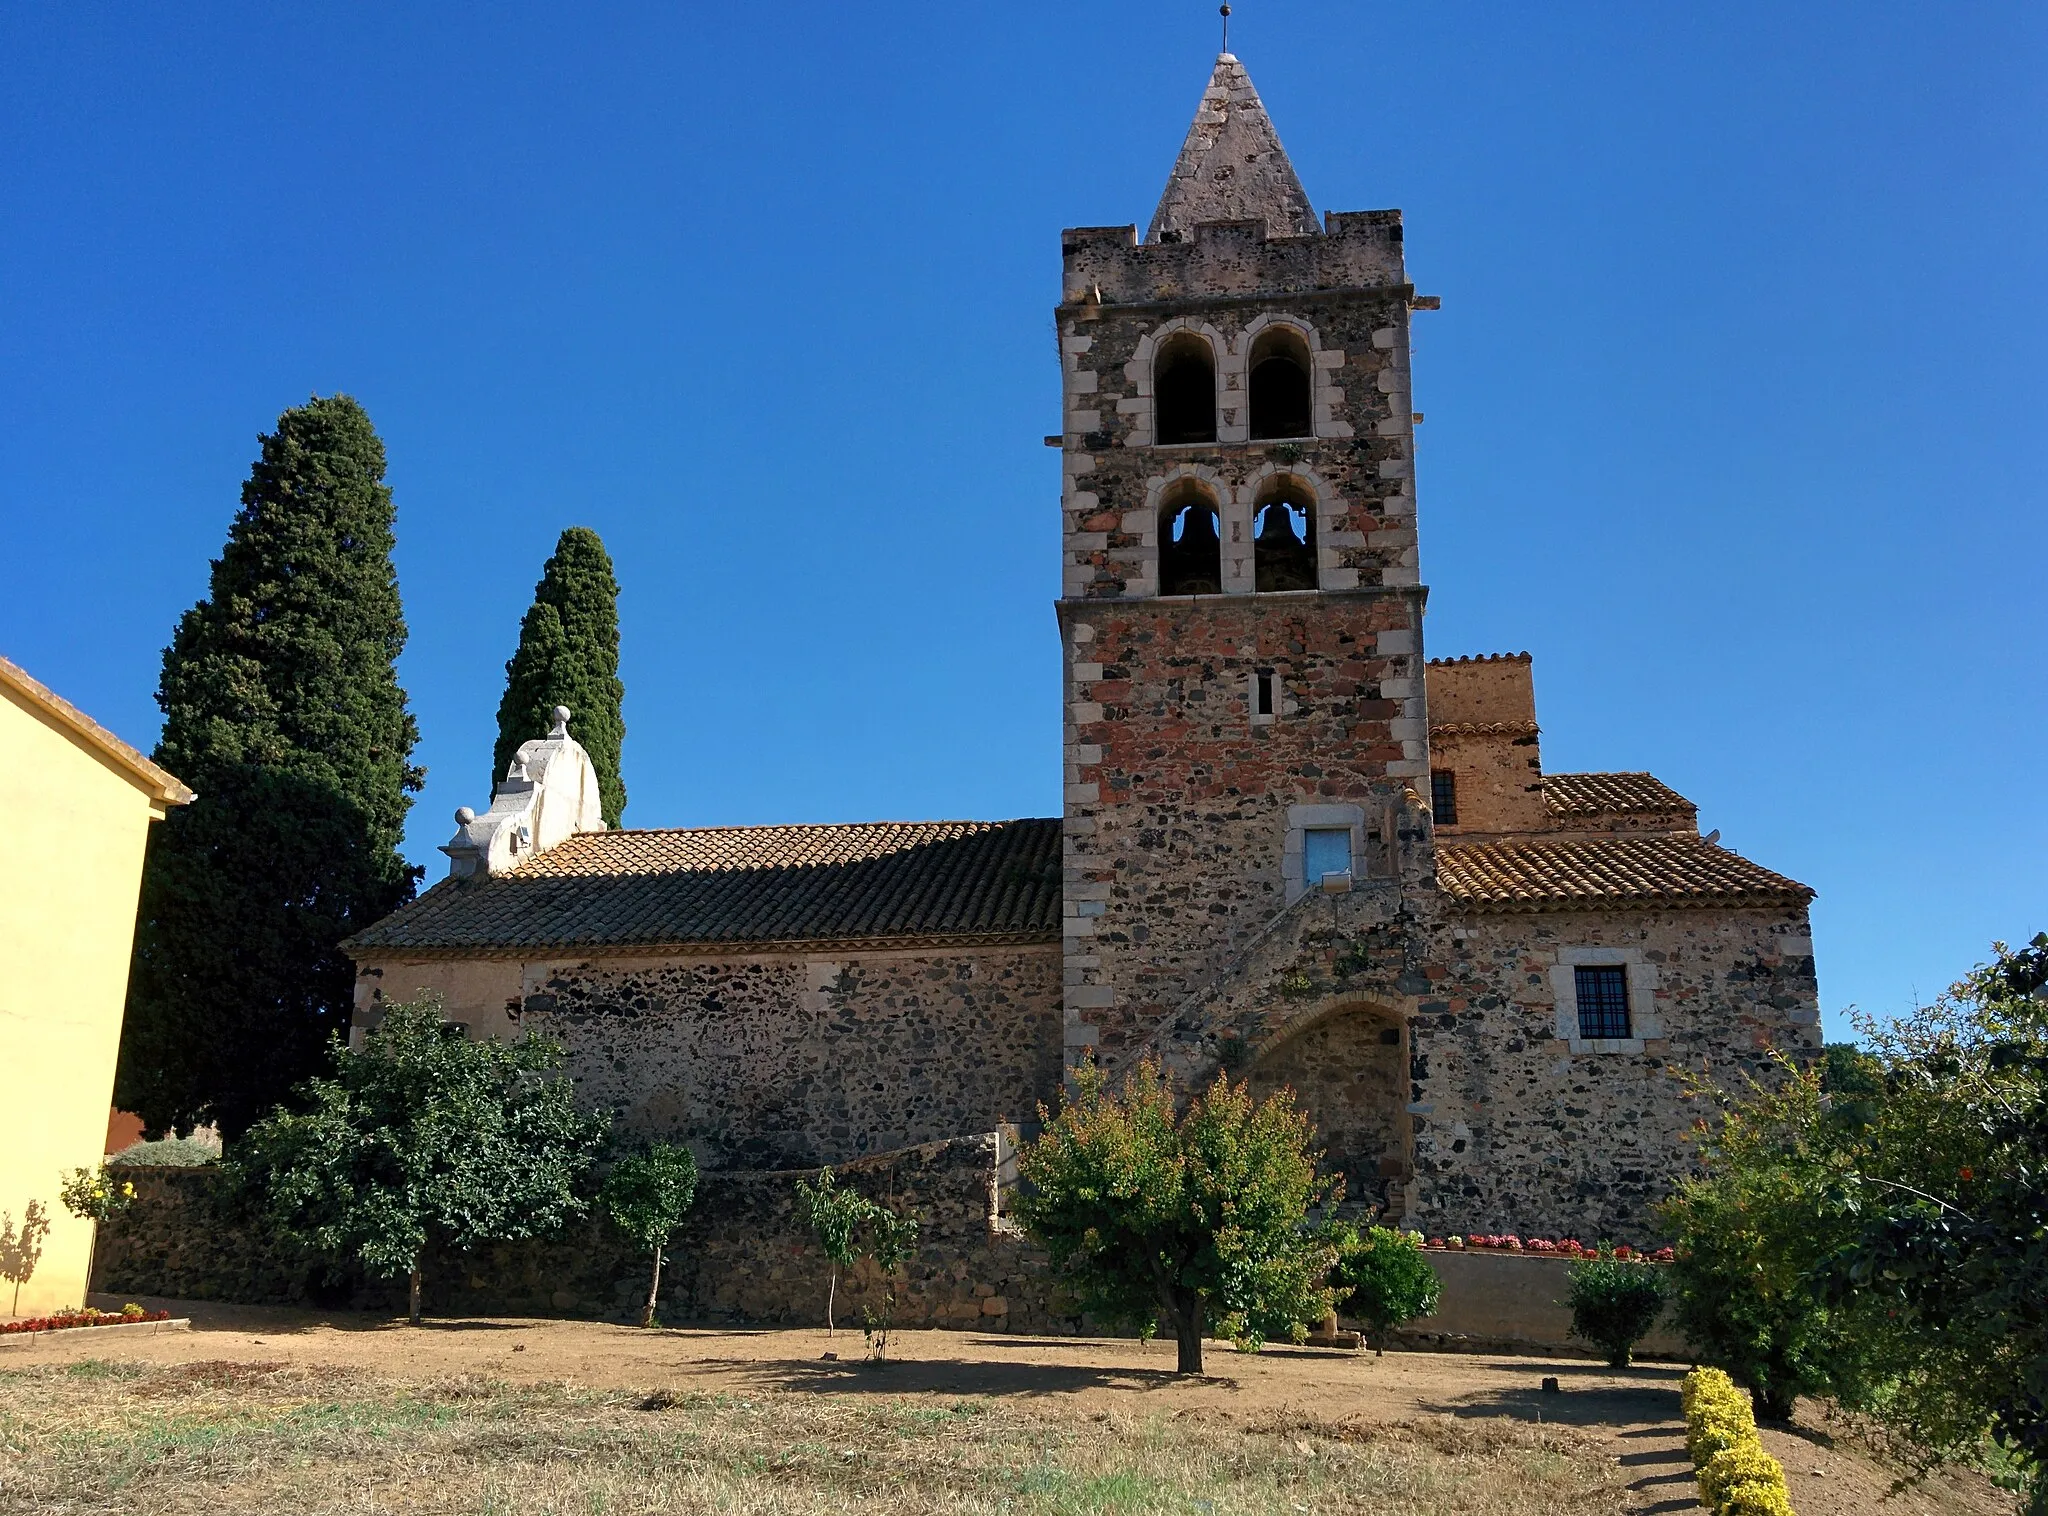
xmin=1681 ymin=1367 xmax=1795 ymax=1516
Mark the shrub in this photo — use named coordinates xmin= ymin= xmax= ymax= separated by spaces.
xmin=109 ymin=1135 xmax=219 ymax=1167
xmin=1330 ymin=1225 xmax=1441 ymax=1353
xmin=1682 ymin=1367 xmax=1795 ymax=1516
xmin=58 ymin=1167 xmax=136 ymax=1224
xmin=1566 ymin=1250 xmax=1668 ymax=1368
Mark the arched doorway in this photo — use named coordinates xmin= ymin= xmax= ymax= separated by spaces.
xmin=1245 ymin=1002 xmax=1409 ymax=1215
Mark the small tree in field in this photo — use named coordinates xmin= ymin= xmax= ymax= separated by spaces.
xmin=1330 ymin=1223 xmax=1441 ymax=1354
xmin=796 ymin=1167 xmax=870 ymax=1337
xmin=858 ymin=1202 xmax=921 ymax=1362
xmin=1013 ymin=1058 xmax=1339 ymax=1375
xmin=600 ymin=1143 xmax=699 ymax=1328
xmin=230 ymin=998 xmax=610 ymax=1325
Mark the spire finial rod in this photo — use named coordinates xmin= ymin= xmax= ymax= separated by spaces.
xmin=1220 ymin=4 xmax=1230 ymax=54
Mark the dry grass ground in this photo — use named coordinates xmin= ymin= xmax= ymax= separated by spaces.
xmin=0 ymin=1299 xmax=2010 ymax=1515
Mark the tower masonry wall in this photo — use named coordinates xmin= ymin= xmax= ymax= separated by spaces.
xmin=1058 ymin=590 xmax=1433 ymax=1064
xmin=1057 ymin=235 xmax=1418 ymax=603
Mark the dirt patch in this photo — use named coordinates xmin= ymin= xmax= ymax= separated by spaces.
xmin=0 ymin=1295 xmax=2001 ymax=1515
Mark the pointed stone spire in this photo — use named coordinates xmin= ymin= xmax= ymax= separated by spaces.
xmin=1147 ymin=54 xmax=1317 ymax=244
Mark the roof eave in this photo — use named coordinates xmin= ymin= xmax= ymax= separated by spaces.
xmin=0 ymin=655 xmax=195 ymax=807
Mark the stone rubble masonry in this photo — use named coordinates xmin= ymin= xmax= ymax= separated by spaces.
xmin=355 ymin=945 xmax=1064 ymax=1171
xmin=91 ymin=1136 xmax=1076 ymax=1335
xmin=1424 ymin=657 xmax=1549 ymax=836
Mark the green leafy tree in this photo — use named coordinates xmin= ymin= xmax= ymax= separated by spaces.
xmin=1012 ymin=1058 xmax=1339 ymax=1375
xmin=118 ymin=395 xmax=423 ymax=1138
xmin=795 ymin=1167 xmax=870 ymax=1337
xmin=1566 ymin=1249 xmax=1669 ymax=1368
xmin=228 ymin=998 xmax=610 ymax=1326
xmin=1329 ymin=1223 xmax=1442 ymax=1354
xmin=1818 ymin=937 xmax=2048 ymax=1513
xmin=492 ymin=527 xmax=626 ymax=826
xmin=1660 ymin=1054 xmax=1882 ymax=1419
xmin=600 ymin=1143 xmax=699 ymax=1328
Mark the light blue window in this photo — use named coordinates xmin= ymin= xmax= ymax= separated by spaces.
xmin=1303 ymin=827 xmax=1352 ymax=883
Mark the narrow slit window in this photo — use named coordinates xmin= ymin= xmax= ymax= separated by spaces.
xmin=1430 ymin=770 xmax=1458 ymax=826
xmin=1574 ymin=965 xmax=1632 ymax=1040
xmin=1303 ymin=827 xmax=1352 ymax=885
xmin=1255 ymin=671 xmax=1275 ymax=717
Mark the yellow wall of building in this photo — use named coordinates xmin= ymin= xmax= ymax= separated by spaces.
xmin=0 ymin=686 xmax=165 ymax=1317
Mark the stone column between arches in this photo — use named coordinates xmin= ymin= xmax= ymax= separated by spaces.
xmin=1243 ymin=1001 xmax=1412 ymax=1219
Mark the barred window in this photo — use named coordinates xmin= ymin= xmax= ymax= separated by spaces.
xmin=1431 ymin=769 xmax=1458 ymax=826
xmin=1574 ymin=965 xmax=1632 ymax=1040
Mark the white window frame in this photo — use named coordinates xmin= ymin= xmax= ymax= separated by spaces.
xmin=1549 ymin=946 xmax=1662 ymax=1054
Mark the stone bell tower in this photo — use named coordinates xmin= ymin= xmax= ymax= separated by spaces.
xmin=1055 ymin=54 xmax=1438 ymax=1077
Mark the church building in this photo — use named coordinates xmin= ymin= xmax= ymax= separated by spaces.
xmin=346 ymin=54 xmax=1821 ymax=1242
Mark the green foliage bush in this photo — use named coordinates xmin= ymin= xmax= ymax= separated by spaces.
xmin=1681 ymin=1368 xmax=1793 ymax=1516
xmin=1660 ymin=1054 xmax=1879 ymax=1420
xmin=600 ymin=1143 xmax=698 ymax=1327
xmin=1329 ymin=1224 xmax=1440 ymax=1353
xmin=1566 ymin=1250 xmax=1668 ymax=1368
xmin=229 ymin=997 xmax=610 ymax=1325
xmin=1664 ymin=934 xmax=2047 ymax=1514
xmin=109 ymin=1136 xmax=219 ymax=1168
xmin=1012 ymin=1057 xmax=1338 ymax=1375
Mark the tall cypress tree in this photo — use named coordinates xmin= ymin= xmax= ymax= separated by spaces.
xmin=117 ymin=396 xmax=424 ymax=1139
xmin=491 ymin=527 xmax=626 ymax=826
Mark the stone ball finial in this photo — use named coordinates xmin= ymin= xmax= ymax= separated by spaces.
xmin=455 ymin=806 xmax=476 ymax=825
xmin=549 ymin=705 xmax=572 ymax=738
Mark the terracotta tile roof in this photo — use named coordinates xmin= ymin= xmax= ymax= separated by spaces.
xmin=1543 ymin=772 xmax=1696 ymax=817
xmin=1437 ymin=834 xmax=1811 ymax=912
xmin=345 ymin=818 xmax=1063 ymax=956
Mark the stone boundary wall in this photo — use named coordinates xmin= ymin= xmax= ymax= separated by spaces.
xmin=92 ymin=1143 xmax=1695 ymax=1361
xmin=1394 ymin=1249 xmax=1688 ymax=1359
xmin=91 ymin=1135 xmax=1076 ymax=1334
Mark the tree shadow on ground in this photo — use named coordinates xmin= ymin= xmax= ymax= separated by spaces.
xmin=1475 ymin=1358 xmax=1689 ymax=1382
xmin=1418 ymin=1381 xmax=1684 ymax=1432
xmin=685 ymin=1354 xmax=1210 ymax=1398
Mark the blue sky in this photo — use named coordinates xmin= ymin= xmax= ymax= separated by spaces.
xmin=3 ymin=2 xmax=2042 ymax=1039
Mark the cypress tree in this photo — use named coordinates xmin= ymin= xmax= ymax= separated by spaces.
xmin=491 ymin=527 xmax=626 ymax=826
xmin=117 ymin=395 xmax=424 ymax=1139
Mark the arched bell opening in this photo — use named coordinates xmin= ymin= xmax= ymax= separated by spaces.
xmin=1247 ymin=326 xmax=1313 ymax=441
xmin=1252 ymin=477 xmax=1317 ymax=592
xmin=1154 ymin=332 xmax=1218 ymax=445
xmin=1244 ymin=1001 xmax=1410 ymax=1215
xmin=1158 ymin=480 xmax=1223 ymax=596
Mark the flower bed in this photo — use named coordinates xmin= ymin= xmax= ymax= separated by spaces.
xmin=1 ymin=1304 xmax=170 ymax=1336
xmin=1420 ymin=1234 xmax=1676 ymax=1262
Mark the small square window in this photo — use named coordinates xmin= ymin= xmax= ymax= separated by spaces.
xmin=1574 ymin=965 xmax=1631 ymax=1040
xmin=1430 ymin=770 xmax=1458 ymax=826
xmin=1303 ymin=827 xmax=1352 ymax=884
